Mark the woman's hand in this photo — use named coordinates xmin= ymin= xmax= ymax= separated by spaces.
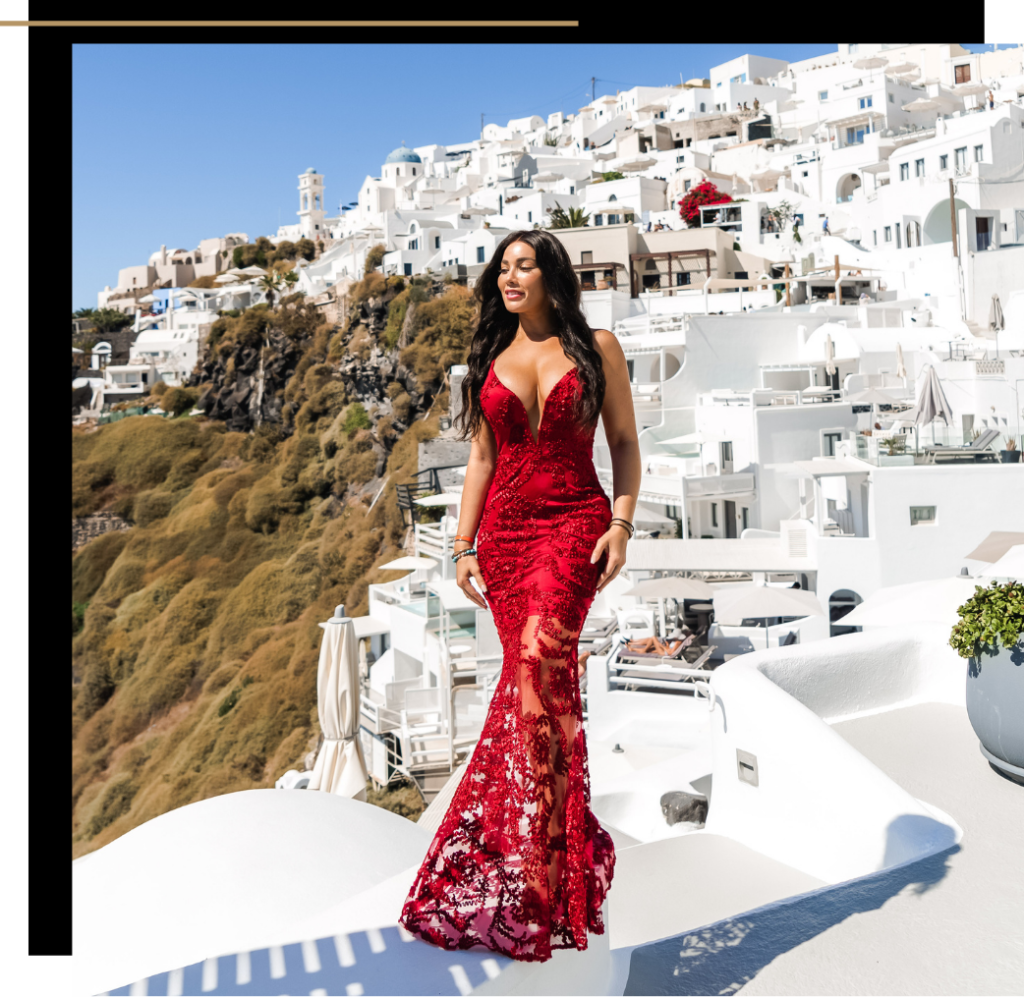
xmin=590 ymin=525 xmax=628 ymax=593
xmin=456 ymin=555 xmax=489 ymax=609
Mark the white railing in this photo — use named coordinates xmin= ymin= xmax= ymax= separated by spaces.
xmin=683 ymin=471 xmax=756 ymax=498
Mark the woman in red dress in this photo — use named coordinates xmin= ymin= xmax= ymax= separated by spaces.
xmin=399 ymin=230 xmax=641 ymax=962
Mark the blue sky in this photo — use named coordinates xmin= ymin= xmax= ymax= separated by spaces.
xmin=72 ymin=42 xmax=1002 ymax=309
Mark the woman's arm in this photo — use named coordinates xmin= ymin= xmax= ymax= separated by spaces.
xmin=454 ymin=413 xmax=498 ymax=609
xmin=589 ymin=328 xmax=641 ymax=592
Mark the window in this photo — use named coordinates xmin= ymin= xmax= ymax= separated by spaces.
xmin=819 ymin=90 xmax=828 ymax=100
xmin=403 ymin=263 xmax=412 ymax=276
xmin=476 ymin=246 xmax=485 ymax=263
xmin=412 ymin=167 xmax=416 ymax=175
xmin=434 ymin=236 xmax=440 ymax=249
xmin=873 ymin=230 xmax=877 ymax=245
xmin=700 ymin=103 xmax=706 ymax=112
xmin=939 ymin=153 xmax=948 ymax=169
xmin=595 ymin=214 xmax=604 ymax=225
xmin=858 ymin=96 xmax=873 ymax=109
xmin=954 ymin=65 xmax=971 ymax=84
xmin=684 ymin=179 xmax=692 ymax=192
xmin=822 ymin=430 xmax=844 ymax=456
xmin=607 ymin=214 xmax=621 ymax=225
xmin=527 ymin=211 xmax=532 ymax=222
xmin=888 ymin=92 xmax=894 ymax=103
xmin=742 ymin=507 xmax=749 ymax=530
xmin=711 ymin=503 xmax=718 ymax=527
xmin=409 ymin=239 xmax=418 ymax=250
xmin=974 ymin=144 xmax=984 ymax=162
xmin=849 ymin=44 xmax=859 ymax=53
xmin=676 ymin=272 xmax=691 ymax=286
xmin=580 ymin=251 xmax=593 ymax=264
xmin=912 ymin=158 xmax=924 ymax=177
xmin=802 ymin=170 xmax=808 ymax=177
xmin=884 ymin=226 xmax=892 ymax=242
xmin=955 ymin=146 xmax=967 ymax=169
xmin=910 ymin=506 xmax=936 ymax=525
xmin=899 ymin=163 xmax=909 ymax=180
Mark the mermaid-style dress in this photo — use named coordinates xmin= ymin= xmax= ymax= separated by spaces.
xmin=399 ymin=358 xmax=616 ymax=963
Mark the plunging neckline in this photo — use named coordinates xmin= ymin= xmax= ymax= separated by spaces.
xmin=489 ymin=359 xmax=577 ymax=446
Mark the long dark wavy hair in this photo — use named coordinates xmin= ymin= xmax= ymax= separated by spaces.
xmin=455 ymin=229 xmax=605 ymax=441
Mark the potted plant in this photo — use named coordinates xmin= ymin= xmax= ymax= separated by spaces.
xmin=949 ymin=579 xmax=1024 ymax=784
xmin=1001 ymin=437 xmax=1020 ymax=464
xmin=880 ymin=435 xmax=906 ymax=457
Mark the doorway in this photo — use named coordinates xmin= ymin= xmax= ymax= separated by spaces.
xmin=724 ymin=500 xmax=737 ymax=539
xmin=976 ymin=216 xmax=991 ymax=251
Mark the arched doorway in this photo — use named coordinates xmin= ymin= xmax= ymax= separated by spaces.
xmin=829 ymin=589 xmax=862 ymax=637
xmin=923 ymin=198 xmax=970 ymax=245
xmin=836 ymin=174 xmax=861 ymax=203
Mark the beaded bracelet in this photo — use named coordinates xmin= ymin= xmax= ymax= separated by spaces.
xmin=451 ymin=547 xmax=478 ymax=563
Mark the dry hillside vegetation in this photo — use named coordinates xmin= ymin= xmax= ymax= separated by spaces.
xmin=72 ymin=279 xmax=476 ymax=856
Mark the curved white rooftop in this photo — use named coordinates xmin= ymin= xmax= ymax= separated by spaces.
xmin=73 ymin=789 xmax=431 ymax=997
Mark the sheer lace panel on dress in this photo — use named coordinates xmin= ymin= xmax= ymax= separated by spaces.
xmin=514 ymin=614 xmax=581 ymax=921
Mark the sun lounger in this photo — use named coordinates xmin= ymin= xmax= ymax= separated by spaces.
xmin=924 ymin=428 xmax=1000 ymax=463
xmin=618 ymin=630 xmax=701 ymax=662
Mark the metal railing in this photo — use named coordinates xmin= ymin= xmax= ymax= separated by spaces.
xmin=395 ymin=463 xmax=465 ymax=524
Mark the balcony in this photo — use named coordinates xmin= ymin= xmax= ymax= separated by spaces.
xmin=683 ymin=471 xmax=756 ymax=498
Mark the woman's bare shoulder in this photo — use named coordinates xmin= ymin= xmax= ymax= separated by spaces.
xmin=591 ymin=328 xmax=627 ymax=364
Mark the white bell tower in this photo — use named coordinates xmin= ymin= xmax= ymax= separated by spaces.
xmin=298 ymin=168 xmax=325 ymax=239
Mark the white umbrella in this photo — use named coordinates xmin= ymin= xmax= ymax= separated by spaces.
xmin=853 ymin=56 xmax=888 ymax=70
xmin=848 ymin=387 xmax=897 ymax=405
xmin=378 ymin=555 xmax=438 ymax=571
xmin=952 ymin=82 xmax=989 ymax=97
xmin=619 ymin=156 xmax=659 ymax=172
xmin=902 ymin=98 xmax=940 ymax=112
xmin=623 ymin=576 xmax=713 ymax=601
xmin=885 ymin=62 xmax=918 ymax=75
xmin=136 ymin=293 xmax=156 ymax=304
xmin=414 ymin=492 xmax=463 ymax=507
xmin=308 ymin=605 xmax=368 ymax=800
xmin=825 ymin=333 xmax=837 ymax=377
xmin=895 ymin=342 xmax=908 ymax=380
xmin=238 ymin=265 xmax=268 ymax=276
xmin=842 ymin=577 xmax=980 ymax=628
xmin=213 ymin=273 xmax=242 ymax=284
xmin=713 ymin=585 xmax=825 ymax=648
xmin=659 ymin=430 xmax=729 ymax=446
xmin=989 ymin=293 xmax=1005 ymax=332
xmin=977 ymin=544 xmax=1024 ymax=580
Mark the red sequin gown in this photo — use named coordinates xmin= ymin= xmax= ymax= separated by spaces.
xmin=399 ymin=358 xmax=616 ymax=962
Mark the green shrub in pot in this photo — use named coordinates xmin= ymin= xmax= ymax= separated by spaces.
xmin=949 ymin=580 xmax=1024 ymax=659
xmin=951 ymin=579 xmax=1024 ymax=781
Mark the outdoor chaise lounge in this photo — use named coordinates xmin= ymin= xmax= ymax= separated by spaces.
xmin=923 ymin=427 xmax=1000 ymax=463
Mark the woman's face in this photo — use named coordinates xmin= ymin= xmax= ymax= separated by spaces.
xmin=497 ymin=241 xmax=550 ymax=318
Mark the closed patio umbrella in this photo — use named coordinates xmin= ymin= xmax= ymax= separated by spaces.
xmin=895 ymin=342 xmax=908 ymax=380
xmin=908 ymin=364 xmax=953 ymax=427
xmin=308 ymin=605 xmax=368 ymax=800
xmin=989 ymin=293 xmax=1004 ymax=332
xmin=825 ymin=333 xmax=837 ymax=379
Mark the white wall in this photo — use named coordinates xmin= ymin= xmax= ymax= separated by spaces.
xmin=705 ymin=624 xmax=963 ymax=885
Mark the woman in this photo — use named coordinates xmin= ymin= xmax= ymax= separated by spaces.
xmin=399 ymin=230 xmax=641 ymax=962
